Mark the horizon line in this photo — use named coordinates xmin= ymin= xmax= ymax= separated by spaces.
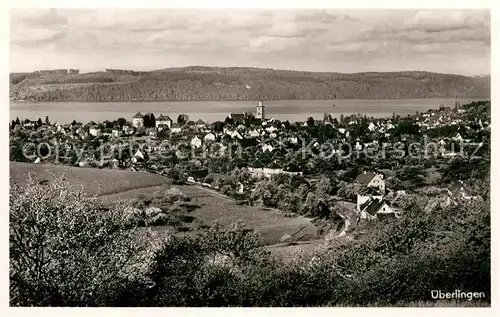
xmin=9 ymin=65 xmax=491 ymax=78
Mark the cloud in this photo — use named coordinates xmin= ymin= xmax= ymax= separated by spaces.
xmin=11 ymin=9 xmax=69 ymax=45
xmin=322 ymin=10 xmax=490 ymax=56
xmin=12 ymin=8 xmax=68 ymax=28
xmin=9 ymin=9 xmax=491 ymax=75
xmin=248 ymin=36 xmax=306 ymax=53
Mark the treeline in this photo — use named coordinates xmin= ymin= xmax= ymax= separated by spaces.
xmin=10 ymin=67 xmax=490 ymax=101
xmin=105 ymin=69 xmax=150 ymax=76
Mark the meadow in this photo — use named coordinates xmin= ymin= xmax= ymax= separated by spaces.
xmin=10 ymin=162 xmax=320 ymax=247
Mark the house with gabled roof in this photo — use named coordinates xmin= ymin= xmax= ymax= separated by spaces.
xmin=191 ymin=136 xmax=202 ymax=148
xmin=132 ymin=112 xmax=144 ymax=128
xmin=156 ymin=114 xmax=172 ymax=129
xmin=195 ymin=119 xmax=206 ymax=128
xmin=452 ymin=133 xmax=463 ymax=142
xmin=248 ymin=129 xmax=260 ymax=138
xmin=356 ymin=171 xmax=385 ymax=194
xmin=204 ymin=132 xmax=216 ymax=142
xmin=359 ymin=198 xmax=394 ymax=220
xmin=357 ymin=187 xmax=384 ymax=211
xmin=131 ymin=149 xmax=145 ymax=163
xmin=447 ymin=181 xmax=477 ymax=200
xmin=231 ymin=130 xmax=243 ymax=140
xmin=368 ymin=122 xmax=376 ymax=132
xmin=170 ymin=123 xmax=182 ymax=133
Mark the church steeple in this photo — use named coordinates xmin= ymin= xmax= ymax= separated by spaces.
xmin=256 ymin=100 xmax=265 ymax=120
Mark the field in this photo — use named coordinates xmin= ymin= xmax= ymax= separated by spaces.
xmin=10 ymin=162 xmax=320 ymax=247
xmin=180 ymin=185 xmax=319 ymax=245
xmin=10 ymin=162 xmax=170 ymax=196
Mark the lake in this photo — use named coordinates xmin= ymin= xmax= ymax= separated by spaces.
xmin=10 ymin=98 xmax=479 ymax=124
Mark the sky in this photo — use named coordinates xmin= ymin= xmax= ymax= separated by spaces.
xmin=9 ymin=9 xmax=491 ymax=75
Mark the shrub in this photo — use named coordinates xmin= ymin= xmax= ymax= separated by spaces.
xmin=9 ymin=175 xmax=152 ymax=306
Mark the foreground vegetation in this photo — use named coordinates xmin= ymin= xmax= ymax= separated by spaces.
xmin=10 ymin=67 xmax=490 ymax=101
xmin=10 ymin=174 xmax=490 ymax=306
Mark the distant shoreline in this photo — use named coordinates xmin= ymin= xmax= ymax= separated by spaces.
xmin=9 ymin=97 xmax=490 ymax=104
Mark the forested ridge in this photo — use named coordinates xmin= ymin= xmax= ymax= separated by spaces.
xmin=10 ymin=66 xmax=490 ymax=102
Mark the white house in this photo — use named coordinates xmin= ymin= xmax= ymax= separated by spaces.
xmin=452 ymin=133 xmax=463 ymax=142
xmin=195 ymin=119 xmax=206 ymax=128
xmin=123 ymin=127 xmax=135 ymax=135
xmin=170 ymin=123 xmax=182 ymax=133
xmin=231 ymin=130 xmax=243 ymax=140
xmin=355 ymin=141 xmax=362 ymax=151
xmin=265 ymin=126 xmax=278 ymax=134
xmin=262 ymin=144 xmax=274 ymax=152
xmin=112 ymin=129 xmax=122 ymax=137
xmin=156 ymin=114 xmax=172 ymax=129
xmin=191 ymin=136 xmax=202 ymax=148
xmin=131 ymin=149 xmax=145 ymax=163
xmin=204 ymin=133 xmax=216 ymax=142
xmin=368 ymin=122 xmax=376 ymax=132
xmin=89 ymin=128 xmax=101 ymax=137
xmin=248 ymin=129 xmax=260 ymax=138
xmin=355 ymin=171 xmax=385 ymax=194
xmin=359 ymin=199 xmax=394 ymax=220
xmin=357 ymin=188 xmax=383 ymax=212
xmin=247 ymin=167 xmax=302 ymax=178
xmin=132 ymin=112 xmax=144 ymax=128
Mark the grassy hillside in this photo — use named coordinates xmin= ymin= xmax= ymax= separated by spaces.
xmin=10 ymin=67 xmax=490 ymax=101
xmin=10 ymin=162 xmax=319 ymax=246
xmin=9 ymin=162 xmax=170 ymax=196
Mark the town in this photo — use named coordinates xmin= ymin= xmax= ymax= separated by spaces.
xmin=9 ymin=99 xmax=490 ymax=227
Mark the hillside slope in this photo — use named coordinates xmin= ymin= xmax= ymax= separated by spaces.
xmin=9 ymin=162 xmax=170 ymax=196
xmin=10 ymin=67 xmax=490 ymax=101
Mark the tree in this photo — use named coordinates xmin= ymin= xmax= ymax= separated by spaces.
xmin=315 ymin=177 xmax=332 ymax=198
xmin=10 ymin=175 xmax=150 ymax=306
xmin=117 ymin=117 xmax=127 ymax=127
xmin=45 ymin=116 xmax=50 ymax=125
xmin=337 ymin=181 xmax=363 ymax=201
xmin=394 ymin=119 xmax=419 ymax=136
xmin=10 ymin=140 xmax=26 ymax=162
xmin=306 ymin=117 xmax=315 ymax=127
xmin=213 ymin=121 xmax=224 ymax=133
xmin=177 ymin=114 xmax=189 ymax=126
xmin=37 ymin=118 xmax=42 ymax=127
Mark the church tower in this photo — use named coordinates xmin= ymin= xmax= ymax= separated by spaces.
xmin=256 ymin=100 xmax=266 ymax=120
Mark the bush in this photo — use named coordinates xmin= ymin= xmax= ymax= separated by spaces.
xmin=9 ymin=175 xmax=152 ymax=306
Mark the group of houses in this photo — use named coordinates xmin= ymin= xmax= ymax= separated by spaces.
xmin=352 ymin=170 xmax=480 ymax=221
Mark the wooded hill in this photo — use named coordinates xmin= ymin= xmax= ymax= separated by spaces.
xmin=10 ymin=66 xmax=490 ymax=102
